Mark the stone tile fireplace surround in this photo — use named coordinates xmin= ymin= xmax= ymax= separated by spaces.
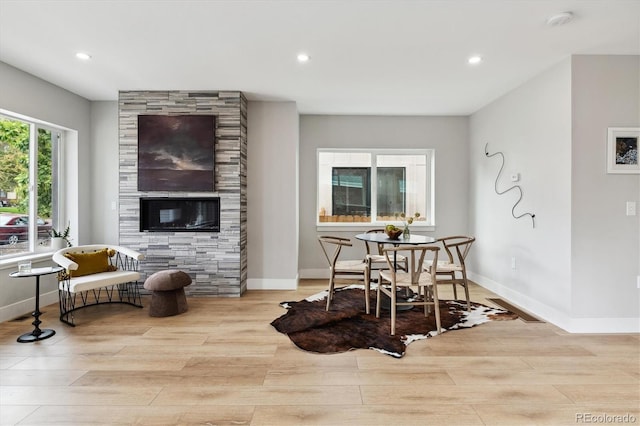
xmin=118 ymin=91 xmax=247 ymax=296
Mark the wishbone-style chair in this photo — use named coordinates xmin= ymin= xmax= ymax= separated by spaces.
xmin=318 ymin=236 xmax=372 ymax=313
xmin=362 ymin=228 xmax=409 ymax=274
xmin=377 ymin=245 xmax=441 ymax=336
xmin=424 ymin=236 xmax=475 ymax=311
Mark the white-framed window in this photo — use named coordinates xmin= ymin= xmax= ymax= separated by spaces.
xmin=317 ymin=149 xmax=434 ymax=226
xmin=0 ymin=111 xmax=62 ymax=259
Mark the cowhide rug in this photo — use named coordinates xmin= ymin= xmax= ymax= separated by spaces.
xmin=271 ymin=285 xmax=518 ymax=358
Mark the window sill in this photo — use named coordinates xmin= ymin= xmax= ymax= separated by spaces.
xmin=316 ymin=224 xmax=435 ymax=233
xmin=0 ymin=250 xmax=57 ymax=272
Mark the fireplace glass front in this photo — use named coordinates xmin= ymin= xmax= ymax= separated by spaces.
xmin=140 ymin=197 xmax=220 ymax=232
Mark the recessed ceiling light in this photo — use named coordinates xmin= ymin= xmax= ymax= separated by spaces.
xmin=546 ymin=12 xmax=574 ymax=27
xmin=75 ymin=52 xmax=92 ymax=60
xmin=468 ymin=55 xmax=482 ymax=65
xmin=297 ymin=53 xmax=310 ymax=63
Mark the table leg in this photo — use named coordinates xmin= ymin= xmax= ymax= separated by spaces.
xmin=17 ymin=275 xmax=55 ymax=343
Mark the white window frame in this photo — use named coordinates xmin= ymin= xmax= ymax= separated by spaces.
xmin=317 ymin=148 xmax=435 ymax=230
xmin=0 ymin=110 xmax=65 ymax=261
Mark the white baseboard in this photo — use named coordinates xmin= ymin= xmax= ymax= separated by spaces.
xmin=566 ymin=317 xmax=640 ymax=334
xmin=469 ymin=271 xmax=640 ymax=334
xmin=246 ymin=278 xmax=298 ymax=290
xmin=299 ymin=268 xmax=328 ymax=279
xmin=0 ymin=290 xmax=58 ymax=323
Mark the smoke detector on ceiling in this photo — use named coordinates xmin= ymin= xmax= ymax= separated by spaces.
xmin=546 ymin=12 xmax=574 ymax=27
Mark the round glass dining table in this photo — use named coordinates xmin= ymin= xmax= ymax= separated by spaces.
xmin=355 ymin=233 xmax=437 ymax=311
xmin=355 ymin=233 xmax=436 ymax=246
xmin=355 ymin=232 xmax=437 ymax=271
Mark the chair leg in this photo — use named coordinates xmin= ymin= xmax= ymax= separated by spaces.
xmin=462 ymin=282 xmax=471 ymax=311
xmin=364 ymin=268 xmax=371 ymax=314
xmin=375 ymin=281 xmax=382 ymax=318
xmin=390 ymin=284 xmax=397 ymax=336
xmin=423 ymin=286 xmax=432 ymax=316
xmin=326 ymin=271 xmax=335 ymax=311
xmin=421 ymin=286 xmax=428 ymax=317
xmin=460 ymin=271 xmax=471 ymax=311
xmin=450 ymin=273 xmax=458 ymax=299
xmin=431 ymin=283 xmax=441 ymax=334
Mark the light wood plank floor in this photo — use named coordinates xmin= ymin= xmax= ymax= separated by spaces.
xmin=1 ymin=279 xmax=638 ymax=425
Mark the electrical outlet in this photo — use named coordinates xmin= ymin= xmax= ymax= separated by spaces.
xmin=510 ymin=173 xmax=520 ymax=182
xmin=511 ymin=257 xmax=516 ymax=269
xmin=626 ymin=201 xmax=636 ymax=216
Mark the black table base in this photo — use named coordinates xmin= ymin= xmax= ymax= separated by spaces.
xmin=377 ymin=289 xmax=415 ymax=312
xmin=18 ymin=328 xmax=55 ymax=343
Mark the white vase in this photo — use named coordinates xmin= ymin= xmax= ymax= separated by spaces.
xmin=51 ymin=237 xmax=66 ymax=250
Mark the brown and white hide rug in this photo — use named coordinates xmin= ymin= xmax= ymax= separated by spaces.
xmin=271 ymin=285 xmax=518 ymax=358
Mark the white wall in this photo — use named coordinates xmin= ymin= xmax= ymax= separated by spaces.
xmin=90 ymin=101 xmax=119 ymax=245
xmin=469 ymin=55 xmax=640 ymax=333
xmin=570 ymin=55 xmax=640 ymax=331
xmin=469 ymin=59 xmax=573 ymax=326
xmin=246 ymin=101 xmax=299 ymax=289
xmin=0 ymin=61 xmax=89 ymax=321
xmin=299 ymin=115 xmax=469 ymax=277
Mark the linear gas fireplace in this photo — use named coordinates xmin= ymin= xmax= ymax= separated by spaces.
xmin=140 ymin=197 xmax=220 ymax=232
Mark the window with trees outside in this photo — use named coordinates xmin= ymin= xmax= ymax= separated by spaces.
xmin=0 ymin=113 xmax=61 ymax=259
xmin=317 ymin=149 xmax=434 ymax=226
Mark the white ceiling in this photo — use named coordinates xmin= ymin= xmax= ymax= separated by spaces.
xmin=0 ymin=0 xmax=638 ymax=115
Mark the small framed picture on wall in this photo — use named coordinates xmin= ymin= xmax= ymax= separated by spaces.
xmin=607 ymin=127 xmax=639 ymax=174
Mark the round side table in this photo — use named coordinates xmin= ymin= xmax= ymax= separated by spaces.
xmin=9 ymin=266 xmax=63 ymax=343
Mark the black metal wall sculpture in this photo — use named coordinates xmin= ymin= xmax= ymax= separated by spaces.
xmin=484 ymin=143 xmax=536 ymax=228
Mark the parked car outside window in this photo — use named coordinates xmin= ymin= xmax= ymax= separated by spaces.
xmin=0 ymin=213 xmax=52 ymax=245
